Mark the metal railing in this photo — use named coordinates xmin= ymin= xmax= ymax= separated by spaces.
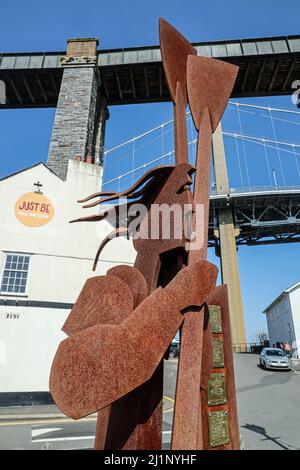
xmin=232 ymin=342 xmax=268 ymax=354
xmin=210 ymin=185 xmax=300 ymax=196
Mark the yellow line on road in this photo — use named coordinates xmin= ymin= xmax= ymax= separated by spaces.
xmin=163 ymin=395 xmax=174 ymax=404
xmin=163 ymin=395 xmax=174 ymax=413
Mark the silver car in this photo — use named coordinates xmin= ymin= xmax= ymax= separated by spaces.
xmin=259 ymin=348 xmax=291 ymax=370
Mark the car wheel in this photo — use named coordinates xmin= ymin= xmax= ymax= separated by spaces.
xmin=259 ymin=359 xmax=263 ymax=368
xmin=261 ymin=359 xmax=266 ymax=369
xmin=169 ymin=351 xmax=176 ymax=359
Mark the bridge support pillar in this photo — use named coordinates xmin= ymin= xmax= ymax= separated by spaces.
xmin=213 ymin=123 xmax=247 ymax=346
xmin=47 ymin=38 xmax=109 ymax=179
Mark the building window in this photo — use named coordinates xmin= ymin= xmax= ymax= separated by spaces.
xmin=0 ymin=253 xmax=30 ymax=294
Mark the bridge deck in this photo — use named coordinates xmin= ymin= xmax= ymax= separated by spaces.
xmin=0 ymin=35 xmax=300 ymax=108
xmin=209 ymin=188 xmax=300 ymax=247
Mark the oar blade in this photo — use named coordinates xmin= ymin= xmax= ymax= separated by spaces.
xmin=187 ymin=55 xmax=239 ymax=131
xmin=159 ymin=18 xmax=197 ymax=103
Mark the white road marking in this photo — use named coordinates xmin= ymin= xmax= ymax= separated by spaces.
xmin=36 ymin=433 xmax=171 ymax=442
xmin=32 ymin=428 xmax=171 ymax=443
xmin=33 ymin=435 xmax=95 ymax=443
xmin=32 ymin=427 xmax=62 ymax=438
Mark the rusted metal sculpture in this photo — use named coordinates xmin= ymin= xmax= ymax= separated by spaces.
xmin=49 ymin=18 xmax=240 ymax=450
xmin=159 ymin=18 xmax=196 ymax=165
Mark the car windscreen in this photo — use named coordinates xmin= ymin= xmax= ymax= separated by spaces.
xmin=266 ymin=350 xmax=286 ymax=356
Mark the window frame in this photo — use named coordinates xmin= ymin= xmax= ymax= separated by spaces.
xmin=0 ymin=252 xmax=32 ymax=296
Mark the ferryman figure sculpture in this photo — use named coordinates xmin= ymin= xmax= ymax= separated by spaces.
xmin=49 ymin=18 xmax=240 ymax=450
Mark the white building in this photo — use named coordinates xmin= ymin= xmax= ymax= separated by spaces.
xmin=0 ymin=159 xmax=136 ymax=405
xmin=263 ymin=282 xmax=300 ymax=358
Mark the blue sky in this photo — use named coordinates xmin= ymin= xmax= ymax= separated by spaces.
xmin=1 ymin=0 xmax=300 ymax=340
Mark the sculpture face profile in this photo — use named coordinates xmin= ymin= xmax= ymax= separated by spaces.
xmin=49 ymin=18 xmax=240 ymax=450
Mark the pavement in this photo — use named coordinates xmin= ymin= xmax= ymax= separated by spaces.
xmin=291 ymin=358 xmax=300 ymax=371
xmin=0 ymin=405 xmax=70 ymax=421
xmin=1 ymin=355 xmax=300 ymax=450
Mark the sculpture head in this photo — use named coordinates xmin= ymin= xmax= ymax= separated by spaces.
xmin=71 ymin=163 xmax=195 ymax=272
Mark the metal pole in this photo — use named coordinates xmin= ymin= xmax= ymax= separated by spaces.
xmin=212 ymin=123 xmax=246 ymax=346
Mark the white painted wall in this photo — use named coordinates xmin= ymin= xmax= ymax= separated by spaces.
xmin=0 ymin=307 xmax=68 ymax=392
xmin=0 ymin=160 xmax=136 ymax=393
xmin=288 ymin=288 xmax=300 ymax=357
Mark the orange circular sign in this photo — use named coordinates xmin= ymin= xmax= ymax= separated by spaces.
xmin=15 ymin=192 xmax=54 ymax=227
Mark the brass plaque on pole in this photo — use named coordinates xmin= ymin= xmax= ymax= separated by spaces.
xmin=212 ymin=338 xmax=224 ymax=368
xmin=209 ymin=305 xmax=222 ymax=333
xmin=208 ymin=373 xmax=226 ymax=406
xmin=208 ymin=410 xmax=230 ymax=448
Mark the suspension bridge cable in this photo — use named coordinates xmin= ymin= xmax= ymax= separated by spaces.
xmin=132 ymin=137 xmax=135 ymax=185
xmin=189 ymin=109 xmax=197 ymax=164
xmin=229 ymin=101 xmax=300 ymax=116
xmin=262 ymin=137 xmax=272 ymax=185
xmin=236 ymin=103 xmax=251 ymax=188
xmin=102 ymin=100 xmax=300 ymax=191
xmin=234 ymin=133 xmax=244 ymax=188
xmin=104 ymin=101 xmax=300 ymax=155
xmin=292 ymin=143 xmax=300 ymax=180
xmin=161 ymin=123 xmax=164 ymax=164
xmin=223 ymin=132 xmax=300 ymax=148
xmin=104 ymin=102 xmax=299 ymax=157
xmin=228 ymin=105 xmax=300 ymax=127
xmin=269 ymin=107 xmax=286 ymax=185
xmin=226 ymin=136 xmax=300 ymax=158
xmin=104 ymin=118 xmax=174 ymax=155
xmin=104 ymin=125 xmax=174 ymax=169
xmin=103 ymin=133 xmax=300 ymax=189
xmin=102 ymin=140 xmax=198 ymax=188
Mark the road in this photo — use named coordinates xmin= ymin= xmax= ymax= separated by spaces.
xmin=0 ymin=355 xmax=299 ymax=450
xmin=0 ymin=359 xmax=178 ymax=450
xmin=234 ymin=354 xmax=300 ymax=450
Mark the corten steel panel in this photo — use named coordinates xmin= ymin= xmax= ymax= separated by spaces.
xmin=48 ymin=20 xmax=300 ymax=450
xmin=159 ymin=18 xmax=197 ymax=104
xmin=54 ymin=152 xmax=218 ymax=449
xmin=187 ymin=56 xmax=238 ymax=132
xmin=49 ymin=262 xmax=218 ymax=428
xmin=171 ymin=49 xmax=238 ymax=449
xmin=73 ymin=163 xmax=196 ymax=284
xmin=159 ymin=18 xmax=197 ymax=165
xmin=200 ymin=285 xmax=240 ymax=450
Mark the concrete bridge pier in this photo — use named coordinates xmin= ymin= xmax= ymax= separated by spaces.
xmin=47 ymin=38 xmax=109 ymax=179
xmin=212 ymin=123 xmax=247 ymax=346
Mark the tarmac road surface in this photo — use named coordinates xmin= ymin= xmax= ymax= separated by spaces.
xmin=0 ymin=355 xmax=299 ymax=450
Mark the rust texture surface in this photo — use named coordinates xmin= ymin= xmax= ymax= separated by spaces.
xmin=203 ymin=285 xmax=240 ymax=450
xmin=159 ymin=18 xmax=196 ymax=165
xmin=49 ymin=17 xmax=240 ymax=450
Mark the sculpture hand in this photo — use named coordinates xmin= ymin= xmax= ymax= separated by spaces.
xmin=49 ymin=261 xmax=217 ymax=419
xmin=165 ymin=260 xmax=218 ymax=311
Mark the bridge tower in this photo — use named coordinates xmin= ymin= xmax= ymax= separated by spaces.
xmin=213 ymin=123 xmax=246 ymax=346
xmin=47 ymin=38 xmax=109 ymax=179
